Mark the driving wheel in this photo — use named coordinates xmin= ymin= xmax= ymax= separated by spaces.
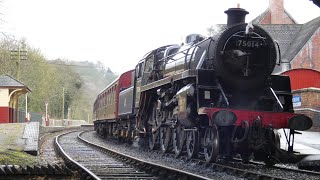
xmin=204 ymin=125 xmax=219 ymax=162
xmin=160 ymin=126 xmax=171 ymax=153
xmin=186 ymin=130 xmax=199 ymax=159
xmin=148 ymin=125 xmax=159 ymax=150
xmin=173 ymin=124 xmax=185 ymax=157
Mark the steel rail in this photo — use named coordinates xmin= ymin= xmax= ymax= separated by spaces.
xmin=161 ymin=150 xmax=320 ymax=180
xmin=54 ymin=131 xmax=101 ymax=180
xmin=78 ymin=131 xmax=212 ymax=180
xmin=157 ymin=151 xmax=289 ymax=180
xmin=84 ymin=130 xmax=319 ymax=179
xmin=245 ymin=159 xmax=320 ymax=176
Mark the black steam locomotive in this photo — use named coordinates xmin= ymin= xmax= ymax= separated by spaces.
xmin=94 ymin=7 xmax=312 ymax=165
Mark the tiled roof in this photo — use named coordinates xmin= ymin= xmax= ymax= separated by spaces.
xmin=0 ymin=74 xmax=31 ymax=92
xmin=256 ymin=18 xmax=320 ymax=73
xmin=282 ymin=16 xmax=320 ymax=62
xmin=259 ymin=24 xmax=302 ymax=58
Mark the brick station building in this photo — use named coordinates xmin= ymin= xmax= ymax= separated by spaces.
xmin=252 ymin=0 xmax=320 ymax=128
xmin=0 ymin=74 xmax=31 ymax=123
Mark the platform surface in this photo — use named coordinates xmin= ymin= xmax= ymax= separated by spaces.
xmin=279 ymin=130 xmax=320 ymax=155
xmin=0 ymin=122 xmax=39 ymax=155
xmin=0 ymin=123 xmax=25 ymax=151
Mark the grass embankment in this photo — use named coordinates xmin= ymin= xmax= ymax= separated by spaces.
xmin=0 ymin=148 xmax=37 ymax=166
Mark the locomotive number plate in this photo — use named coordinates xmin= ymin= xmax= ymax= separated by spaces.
xmin=236 ymin=39 xmax=261 ymax=48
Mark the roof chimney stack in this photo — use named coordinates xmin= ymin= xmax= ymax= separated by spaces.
xmin=270 ymin=0 xmax=284 ymax=24
xmin=224 ymin=7 xmax=249 ymax=27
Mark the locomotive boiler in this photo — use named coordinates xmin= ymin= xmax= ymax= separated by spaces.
xmin=94 ymin=7 xmax=313 ymax=165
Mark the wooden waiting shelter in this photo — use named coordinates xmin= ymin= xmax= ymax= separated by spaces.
xmin=0 ymin=74 xmax=31 ymax=123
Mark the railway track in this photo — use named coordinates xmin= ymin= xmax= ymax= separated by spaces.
xmin=147 ymin=146 xmax=320 ymax=180
xmin=231 ymin=157 xmax=320 ymax=177
xmin=55 ymin=131 xmax=211 ymax=180
xmin=80 ymin=131 xmax=320 ymax=180
xmin=145 ymin=145 xmax=320 ymax=179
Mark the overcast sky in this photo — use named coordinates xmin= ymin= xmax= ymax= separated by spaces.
xmin=1 ymin=0 xmax=320 ymax=73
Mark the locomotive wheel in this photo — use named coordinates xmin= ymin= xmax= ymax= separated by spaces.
xmin=148 ymin=101 xmax=160 ymax=150
xmin=186 ymin=130 xmax=199 ymax=159
xmin=160 ymin=126 xmax=172 ymax=153
xmin=204 ymin=125 xmax=220 ymax=163
xmin=264 ymin=129 xmax=281 ymax=166
xmin=254 ymin=129 xmax=280 ymax=166
xmin=148 ymin=126 xmax=159 ymax=150
xmin=173 ymin=124 xmax=185 ymax=157
xmin=241 ymin=152 xmax=252 ymax=164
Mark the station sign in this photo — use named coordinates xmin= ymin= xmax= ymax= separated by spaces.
xmin=292 ymin=96 xmax=301 ymax=107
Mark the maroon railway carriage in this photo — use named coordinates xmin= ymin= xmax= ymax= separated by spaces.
xmin=93 ymin=70 xmax=133 ymax=123
xmin=93 ymin=7 xmax=313 ymax=165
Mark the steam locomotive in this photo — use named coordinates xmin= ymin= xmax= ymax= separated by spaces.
xmin=93 ymin=7 xmax=313 ymax=165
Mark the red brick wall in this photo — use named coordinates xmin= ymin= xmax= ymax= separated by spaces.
xmin=259 ymin=0 xmax=296 ymax=24
xmin=292 ymin=88 xmax=320 ymax=129
xmin=260 ymin=11 xmax=295 ymax=24
xmin=260 ymin=12 xmax=272 ymax=24
xmin=0 ymin=107 xmax=9 ymax=123
xmin=291 ymin=28 xmax=320 ymax=71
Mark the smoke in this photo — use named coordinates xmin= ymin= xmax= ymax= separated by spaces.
xmin=206 ymin=25 xmax=224 ymax=36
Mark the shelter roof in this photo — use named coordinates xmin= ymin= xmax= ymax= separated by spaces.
xmin=0 ymin=74 xmax=31 ymax=92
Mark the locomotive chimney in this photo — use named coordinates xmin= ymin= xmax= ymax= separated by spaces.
xmin=225 ymin=7 xmax=249 ymax=27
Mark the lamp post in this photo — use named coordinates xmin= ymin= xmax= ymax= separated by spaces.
xmin=44 ymin=93 xmax=60 ymax=126
xmin=45 ymin=103 xmax=48 ymax=125
xmin=62 ymin=88 xmax=65 ymax=126
xmin=25 ymin=93 xmax=28 ymax=122
xmin=10 ymin=40 xmax=27 ymax=80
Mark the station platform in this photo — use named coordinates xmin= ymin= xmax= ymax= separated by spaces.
xmin=279 ymin=130 xmax=320 ymax=155
xmin=278 ymin=130 xmax=320 ymax=169
xmin=0 ymin=122 xmax=39 ymax=155
xmin=0 ymin=122 xmax=91 ymax=157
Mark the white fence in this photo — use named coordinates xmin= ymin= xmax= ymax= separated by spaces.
xmin=43 ymin=119 xmax=89 ymax=126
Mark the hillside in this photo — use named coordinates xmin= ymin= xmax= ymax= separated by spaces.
xmin=70 ymin=61 xmax=117 ymax=97
xmin=68 ymin=61 xmax=118 ymax=121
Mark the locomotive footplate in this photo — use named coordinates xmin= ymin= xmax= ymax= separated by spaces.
xmin=198 ymin=107 xmax=314 ymax=164
xmin=199 ymin=107 xmax=313 ymax=131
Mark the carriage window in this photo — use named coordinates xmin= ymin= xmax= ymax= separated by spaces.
xmin=107 ymin=90 xmax=110 ymax=105
xmin=111 ymin=90 xmax=113 ymax=104
xmin=108 ymin=90 xmax=111 ymax=105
